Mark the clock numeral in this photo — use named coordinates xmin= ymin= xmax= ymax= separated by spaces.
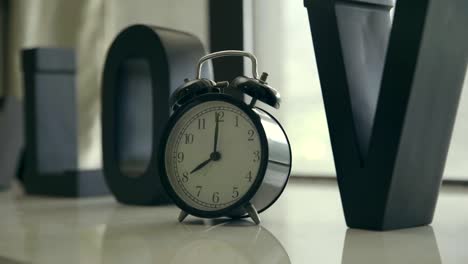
xmin=232 ymin=187 xmax=239 ymax=199
xmin=253 ymin=151 xmax=260 ymax=162
xmin=196 ymin=186 xmax=202 ymax=197
xmin=198 ymin=118 xmax=206 ymax=130
xmin=177 ymin=152 xmax=184 ymax=163
xmin=212 ymin=192 xmax=220 ymax=203
xmin=246 ymin=171 xmax=253 ymax=182
xmin=248 ymin=129 xmax=255 ymax=141
xmin=235 ymin=115 xmax=239 ymax=127
xmin=185 ymin=133 xmax=194 ymax=144
xmin=215 ymin=111 xmax=224 ymax=122
xmin=182 ymin=171 xmax=189 ymax=183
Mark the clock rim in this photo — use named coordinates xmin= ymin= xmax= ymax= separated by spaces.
xmin=160 ymin=93 xmax=269 ymax=219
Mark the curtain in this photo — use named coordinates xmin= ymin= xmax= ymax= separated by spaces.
xmin=4 ymin=0 xmax=208 ymax=169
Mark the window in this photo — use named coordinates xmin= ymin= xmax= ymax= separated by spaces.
xmin=247 ymin=0 xmax=468 ymax=179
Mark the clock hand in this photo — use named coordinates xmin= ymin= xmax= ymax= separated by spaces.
xmin=190 ymin=157 xmax=212 ymax=174
xmin=213 ymin=112 xmax=219 ymax=153
xmin=190 ymin=151 xmax=222 ymax=174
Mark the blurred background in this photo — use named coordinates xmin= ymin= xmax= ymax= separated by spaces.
xmin=1 ymin=0 xmax=467 ymax=180
xmin=1 ymin=1 xmax=468 ymax=263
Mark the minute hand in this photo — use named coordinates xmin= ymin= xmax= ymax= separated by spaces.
xmin=213 ymin=113 xmax=219 ymax=153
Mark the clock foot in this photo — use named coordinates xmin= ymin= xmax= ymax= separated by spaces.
xmin=245 ymin=203 xmax=261 ymax=225
xmin=178 ymin=210 xmax=189 ymax=222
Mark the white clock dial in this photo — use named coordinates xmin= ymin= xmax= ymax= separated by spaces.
xmin=165 ymin=100 xmax=262 ymax=211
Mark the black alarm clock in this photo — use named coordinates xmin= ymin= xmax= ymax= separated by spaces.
xmin=160 ymin=50 xmax=291 ymax=224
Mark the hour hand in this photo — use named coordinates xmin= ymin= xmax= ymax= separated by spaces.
xmin=190 ymin=157 xmax=212 ymax=174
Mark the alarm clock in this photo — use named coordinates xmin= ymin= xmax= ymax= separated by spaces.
xmin=160 ymin=50 xmax=291 ymax=224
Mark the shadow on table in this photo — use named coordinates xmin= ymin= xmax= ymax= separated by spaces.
xmin=341 ymin=226 xmax=441 ymax=264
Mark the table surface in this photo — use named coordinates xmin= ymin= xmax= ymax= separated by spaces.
xmin=1 ymin=179 xmax=467 ymax=264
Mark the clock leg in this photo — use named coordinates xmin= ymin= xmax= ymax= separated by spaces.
xmin=245 ymin=203 xmax=261 ymax=225
xmin=178 ymin=210 xmax=189 ymax=222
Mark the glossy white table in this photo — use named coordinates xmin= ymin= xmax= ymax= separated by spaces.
xmin=1 ymin=179 xmax=467 ymax=264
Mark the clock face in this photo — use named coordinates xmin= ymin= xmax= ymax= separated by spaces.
xmin=164 ymin=99 xmax=263 ymax=212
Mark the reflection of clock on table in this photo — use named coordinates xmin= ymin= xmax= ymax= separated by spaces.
xmin=160 ymin=51 xmax=292 ymax=224
xmin=172 ymin=239 xmax=249 ymax=264
xmin=171 ymin=224 xmax=291 ymax=264
xmin=102 ymin=219 xmax=290 ymax=264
